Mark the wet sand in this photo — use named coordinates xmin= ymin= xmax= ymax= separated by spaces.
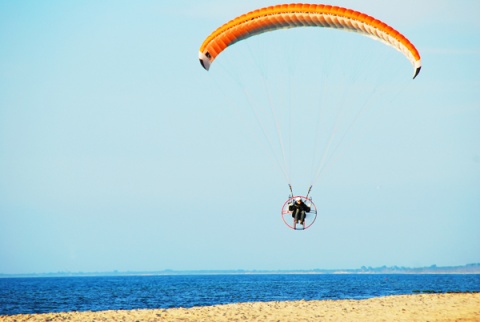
xmin=1 ymin=293 xmax=479 ymax=321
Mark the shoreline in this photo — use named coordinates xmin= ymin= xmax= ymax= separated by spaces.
xmin=2 ymin=263 xmax=479 ymax=278
xmin=1 ymin=293 xmax=479 ymax=321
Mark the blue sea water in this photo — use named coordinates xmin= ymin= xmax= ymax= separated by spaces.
xmin=0 ymin=274 xmax=479 ymax=315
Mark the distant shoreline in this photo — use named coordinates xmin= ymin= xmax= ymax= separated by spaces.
xmin=1 ymin=263 xmax=479 ymax=278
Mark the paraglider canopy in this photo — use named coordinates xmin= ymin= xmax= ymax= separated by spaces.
xmin=198 ymin=3 xmax=421 ymax=78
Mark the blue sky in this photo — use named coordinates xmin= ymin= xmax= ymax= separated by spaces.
xmin=0 ymin=0 xmax=479 ymax=274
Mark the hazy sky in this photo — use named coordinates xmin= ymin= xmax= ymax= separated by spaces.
xmin=1 ymin=0 xmax=479 ymax=274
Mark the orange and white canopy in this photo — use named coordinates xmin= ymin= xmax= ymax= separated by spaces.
xmin=199 ymin=3 xmax=421 ymax=78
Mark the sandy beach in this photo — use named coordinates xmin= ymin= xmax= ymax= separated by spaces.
xmin=1 ymin=293 xmax=479 ymax=321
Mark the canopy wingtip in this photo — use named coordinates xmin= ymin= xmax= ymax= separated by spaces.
xmin=412 ymin=60 xmax=422 ymax=79
xmin=198 ymin=51 xmax=211 ymax=71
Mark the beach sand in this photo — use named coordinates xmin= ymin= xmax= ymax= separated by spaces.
xmin=1 ymin=293 xmax=479 ymax=321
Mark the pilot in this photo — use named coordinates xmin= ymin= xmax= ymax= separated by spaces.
xmin=289 ymin=197 xmax=311 ymax=226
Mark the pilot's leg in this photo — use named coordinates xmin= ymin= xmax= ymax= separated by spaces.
xmin=300 ymin=211 xmax=305 ymax=225
xmin=294 ymin=209 xmax=300 ymax=224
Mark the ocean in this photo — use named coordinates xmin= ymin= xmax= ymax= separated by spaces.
xmin=1 ymin=274 xmax=479 ymax=315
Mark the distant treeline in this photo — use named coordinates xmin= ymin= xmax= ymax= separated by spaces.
xmin=1 ymin=263 xmax=479 ymax=278
xmin=324 ymin=263 xmax=480 ymax=274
